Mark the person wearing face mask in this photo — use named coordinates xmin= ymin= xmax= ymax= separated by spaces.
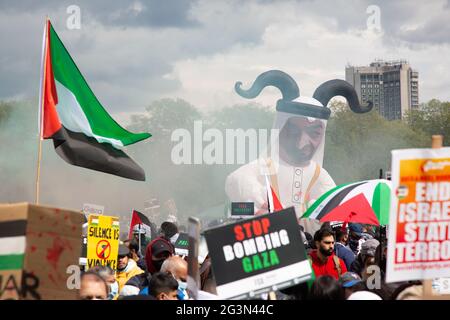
xmin=89 ymin=265 xmax=119 ymax=300
xmin=309 ymin=228 xmax=347 ymax=280
xmin=160 ymin=256 xmax=189 ymax=300
xmin=149 ymin=272 xmax=179 ymax=300
xmin=78 ymin=272 xmax=108 ymax=300
xmin=145 ymin=237 xmax=174 ymax=274
xmin=115 ymin=244 xmax=144 ymax=293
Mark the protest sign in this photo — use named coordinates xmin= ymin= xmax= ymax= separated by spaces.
xmin=174 ymin=232 xmax=189 ymax=256
xmin=230 ymin=202 xmax=254 ymax=219
xmin=0 ymin=203 xmax=83 ymax=300
xmin=86 ymin=214 xmax=119 ymax=270
xmin=386 ymin=147 xmax=450 ymax=283
xmin=204 ymin=207 xmax=312 ymax=299
xmin=82 ymin=203 xmax=104 ymax=216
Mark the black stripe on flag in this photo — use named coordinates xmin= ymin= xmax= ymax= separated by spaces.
xmin=0 ymin=220 xmax=27 ymax=238
xmin=315 ymin=182 xmax=367 ymax=220
xmin=134 ymin=210 xmax=151 ymax=226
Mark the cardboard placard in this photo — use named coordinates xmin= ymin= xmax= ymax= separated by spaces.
xmin=0 ymin=203 xmax=83 ymax=300
xmin=86 ymin=215 xmax=119 ymax=270
xmin=204 ymin=207 xmax=312 ymax=299
xmin=386 ymin=147 xmax=450 ymax=283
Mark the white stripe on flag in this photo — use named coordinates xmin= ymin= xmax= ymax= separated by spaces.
xmin=55 ymin=80 xmax=124 ymax=149
xmin=0 ymin=236 xmax=26 ymax=256
xmin=265 ymin=174 xmax=274 ymax=213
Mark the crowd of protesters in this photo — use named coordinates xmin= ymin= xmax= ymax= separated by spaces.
xmin=78 ymin=219 xmax=425 ymax=300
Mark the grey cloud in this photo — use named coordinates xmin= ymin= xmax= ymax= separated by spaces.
xmin=0 ymin=0 xmax=199 ymax=28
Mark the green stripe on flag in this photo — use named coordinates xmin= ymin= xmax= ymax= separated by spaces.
xmin=49 ymin=24 xmax=151 ymax=147
xmin=302 ymin=183 xmax=352 ymax=219
xmin=372 ymin=182 xmax=391 ymax=226
xmin=0 ymin=254 xmax=25 ymax=271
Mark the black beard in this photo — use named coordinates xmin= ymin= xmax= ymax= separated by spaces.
xmin=319 ymin=247 xmax=333 ymax=257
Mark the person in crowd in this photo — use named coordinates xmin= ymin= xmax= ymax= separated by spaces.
xmin=334 ymin=228 xmax=355 ymax=270
xmin=123 ymin=238 xmax=147 ymax=272
xmin=78 ymin=271 xmax=108 ymax=300
xmin=347 ymin=290 xmax=382 ymax=300
xmin=309 ymin=228 xmax=347 ymax=279
xmin=149 ymin=272 xmax=179 ymax=300
xmin=309 ymin=275 xmax=345 ymax=300
xmin=160 ymin=221 xmax=180 ymax=246
xmin=348 ymin=223 xmax=374 ymax=255
xmin=160 ymin=256 xmax=189 ymax=300
xmin=116 ymin=244 xmax=144 ymax=292
xmin=392 ymin=281 xmax=423 ymax=300
xmin=349 ymin=238 xmax=379 ymax=278
xmin=338 ymin=272 xmax=366 ymax=299
xmin=145 ymin=235 xmax=175 ymax=274
xmin=89 ymin=265 xmax=118 ymax=300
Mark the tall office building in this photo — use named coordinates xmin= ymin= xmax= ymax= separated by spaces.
xmin=345 ymin=60 xmax=419 ymax=120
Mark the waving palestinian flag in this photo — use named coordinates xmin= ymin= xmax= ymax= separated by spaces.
xmin=301 ymin=179 xmax=391 ymax=226
xmin=39 ymin=19 xmax=151 ymax=180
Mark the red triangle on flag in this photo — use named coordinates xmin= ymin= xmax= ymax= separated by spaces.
xmin=271 ymin=187 xmax=283 ymax=212
xmin=320 ymin=193 xmax=380 ymax=225
xmin=128 ymin=210 xmax=143 ymax=239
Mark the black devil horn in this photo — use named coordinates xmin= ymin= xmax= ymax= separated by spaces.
xmin=235 ymin=70 xmax=300 ymax=101
xmin=313 ymin=79 xmax=373 ymax=113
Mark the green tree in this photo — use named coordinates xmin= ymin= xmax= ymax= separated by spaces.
xmin=324 ymin=101 xmax=429 ymax=184
xmin=405 ymin=99 xmax=450 ymax=146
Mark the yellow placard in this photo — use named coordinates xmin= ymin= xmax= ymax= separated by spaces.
xmin=87 ymin=214 xmax=120 ymax=270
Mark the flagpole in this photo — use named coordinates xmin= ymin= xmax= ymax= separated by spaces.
xmin=35 ymin=17 xmax=49 ymax=205
xmin=138 ymin=223 xmax=142 ymax=255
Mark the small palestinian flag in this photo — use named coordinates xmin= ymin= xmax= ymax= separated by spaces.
xmin=39 ymin=19 xmax=151 ymax=180
xmin=89 ymin=216 xmax=99 ymax=226
xmin=128 ymin=210 xmax=153 ymax=240
xmin=265 ymin=175 xmax=283 ymax=213
xmin=112 ymin=218 xmax=120 ymax=229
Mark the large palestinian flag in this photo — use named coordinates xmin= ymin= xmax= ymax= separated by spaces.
xmin=39 ymin=19 xmax=151 ymax=180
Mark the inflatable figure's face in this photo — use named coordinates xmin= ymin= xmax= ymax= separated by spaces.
xmin=278 ymin=116 xmax=325 ymax=166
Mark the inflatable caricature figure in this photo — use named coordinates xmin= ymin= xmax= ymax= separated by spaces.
xmin=225 ymin=70 xmax=372 ymax=234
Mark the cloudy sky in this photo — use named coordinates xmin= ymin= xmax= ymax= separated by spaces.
xmin=1 ymin=0 xmax=449 ymax=121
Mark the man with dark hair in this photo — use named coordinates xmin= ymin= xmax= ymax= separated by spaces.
xmin=78 ymin=271 xmax=108 ymax=300
xmin=116 ymin=244 xmax=144 ymax=292
xmin=338 ymin=272 xmax=366 ymax=299
xmin=149 ymin=272 xmax=179 ymax=300
xmin=309 ymin=275 xmax=345 ymax=300
xmin=160 ymin=221 xmax=179 ymax=245
xmin=334 ymin=228 xmax=355 ymax=270
xmin=309 ymin=228 xmax=347 ymax=279
xmin=124 ymin=238 xmax=147 ymax=272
